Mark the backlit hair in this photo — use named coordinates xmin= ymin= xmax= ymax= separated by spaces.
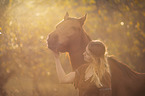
xmin=85 ymin=40 xmax=111 ymax=88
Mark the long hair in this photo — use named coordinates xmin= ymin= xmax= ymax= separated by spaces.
xmin=85 ymin=40 xmax=111 ymax=88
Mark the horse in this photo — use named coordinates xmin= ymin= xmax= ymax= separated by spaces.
xmin=47 ymin=13 xmax=145 ymax=96
xmin=47 ymin=12 xmax=91 ymax=70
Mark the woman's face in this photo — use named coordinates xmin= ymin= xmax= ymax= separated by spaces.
xmin=83 ymin=46 xmax=93 ymax=62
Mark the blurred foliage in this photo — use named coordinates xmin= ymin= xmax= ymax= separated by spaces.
xmin=0 ymin=0 xmax=145 ymax=96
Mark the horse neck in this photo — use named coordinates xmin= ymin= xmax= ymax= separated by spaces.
xmin=69 ymin=29 xmax=91 ymax=70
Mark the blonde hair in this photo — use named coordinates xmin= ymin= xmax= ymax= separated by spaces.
xmin=85 ymin=40 xmax=111 ymax=88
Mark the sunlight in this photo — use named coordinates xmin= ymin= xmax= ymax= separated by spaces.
xmin=0 ymin=27 xmax=1 ymax=34
xmin=47 ymin=72 xmax=51 ymax=76
xmin=9 ymin=21 xmax=12 ymax=26
xmin=120 ymin=22 xmax=124 ymax=25
xmin=1 ymin=0 xmax=145 ymax=96
xmin=40 ymin=36 xmax=44 ymax=39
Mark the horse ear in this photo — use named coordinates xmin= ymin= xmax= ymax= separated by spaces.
xmin=79 ymin=14 xmax=87 ymax=25
xmin=64 ymin=12 xmax=69 ymax=20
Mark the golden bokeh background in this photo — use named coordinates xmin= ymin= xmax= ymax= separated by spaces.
xmin=0 ymin=0 xmax=145 ymax=96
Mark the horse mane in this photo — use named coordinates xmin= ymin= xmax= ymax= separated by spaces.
xmin=84 ymin=31 xmax=91 ymax=41
xmin=80 ymin=29 xmax=91 ymax=43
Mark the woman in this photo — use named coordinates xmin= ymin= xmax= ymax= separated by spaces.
xmin=53 ymin=40 xmax=111 ymax=96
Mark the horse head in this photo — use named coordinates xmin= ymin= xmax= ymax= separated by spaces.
xmin=47 ymin=12 xmax=88 ymax=52
xmin=47 ymin=12 xmax=91 ymax=70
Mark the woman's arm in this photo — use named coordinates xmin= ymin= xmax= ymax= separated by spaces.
xmin=53 ymin=52 xmax=75 ymax=84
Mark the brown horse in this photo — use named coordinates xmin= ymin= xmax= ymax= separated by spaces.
xmin=47 ymin=12 xmax=91 ymax=70
xmin=47 ymin=13 xmax=145 ymax=96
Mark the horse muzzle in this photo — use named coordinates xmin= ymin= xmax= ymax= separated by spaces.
xmin=47 ymin=33 xmax=57 ymax=51
xmin=47 ymin=33 xmax=69 ymax=52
